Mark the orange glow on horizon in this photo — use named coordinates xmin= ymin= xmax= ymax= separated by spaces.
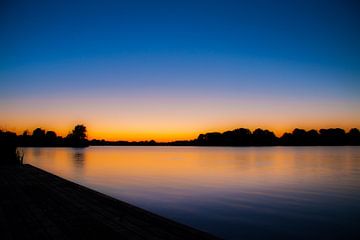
xmin=1 ymin=95 xmax=359 ymax=141
xmin=2 ymin=124 xmax=360 ymax=142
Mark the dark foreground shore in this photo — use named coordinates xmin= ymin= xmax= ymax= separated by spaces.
xmin=0 ymin=164 xmax=219 ymax=240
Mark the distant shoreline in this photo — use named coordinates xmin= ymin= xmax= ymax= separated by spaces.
xmin=2 ymin=127 xmax=360 ymax=148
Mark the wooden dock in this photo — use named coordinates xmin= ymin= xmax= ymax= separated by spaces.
xmin=0 ymin=164 xmax=220 ymax=240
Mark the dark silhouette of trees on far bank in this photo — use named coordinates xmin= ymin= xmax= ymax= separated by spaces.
xmin=192 ymin=128 xmax=360 ymax=146
xmin=1 ymin=126 xmax=360 ymax=151
xmin=4 ymin=125 xmax=90 ymax=148
xmin=1 ymin=124 xmax=89 ymax=165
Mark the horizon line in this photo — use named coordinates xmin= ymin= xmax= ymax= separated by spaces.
xmin=2 ymin=126 xmax=359 ymax=143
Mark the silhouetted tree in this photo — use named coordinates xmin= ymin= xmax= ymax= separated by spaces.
xmin=196 ymin=134 xmax=206 ymax=145
xmin=306 ymin=129 xmax=320 ymax=145
xmin=347 ymin=128 xmax=360 ymax=145
xmin=32 ymin=128 xmax=46 ymax=146
xmin=291 ymin=128 xmax=307 ymax=145
xmin=319 ymin=128 xmax=346 ymax=145
xmin=281 ymin=129 xmax=322 ymax=146
xmin=148 ymin=140 xmax=157 ymax=145
xmin=252 ymin=128 xmax=277 ymax=146
xmin=195 ymin=132 xmax=225 ymax=146
xmin=66 ymin=125 xmax=89 ymax=147
xmin=32 ymin=128 xmax=45 ymax=138
xmin=45 ymin=131 xmax=57 ymax=146
xmin=223 ymin=128 xmax=252 ymax=146
xmin=280 ymin=132 xmax=292 ymax=145
xmin=203 ymin=132 xmax=223 ymax=145
xmin=19 ymin=130 xmax=31 ymax=146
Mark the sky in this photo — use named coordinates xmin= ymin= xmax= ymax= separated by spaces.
xmin=1 ymin=0 xmax=360 ymax=141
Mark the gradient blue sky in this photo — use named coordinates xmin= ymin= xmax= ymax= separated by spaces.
xmin=1 ymin=0 xmax=360 ymax=140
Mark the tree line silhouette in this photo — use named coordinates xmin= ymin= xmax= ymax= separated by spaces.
xmin=0 ymin=124 xmax=89 ymax=149
xmin=189 ymin=128 xmax=360 ymax=146
xmin=1 ymin=126 xmax=360 ymax=151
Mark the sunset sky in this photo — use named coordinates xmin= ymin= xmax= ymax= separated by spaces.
xmin=1 ymin=0 xmax=360 ymax=141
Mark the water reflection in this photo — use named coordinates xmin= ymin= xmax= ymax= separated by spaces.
xmin=32 ymin=147 xmax=42 ymax=158
xmin=23 ymin=146 xmax=360 ymax=240
xmin=71 ymin=148 xmax=85 ymax=171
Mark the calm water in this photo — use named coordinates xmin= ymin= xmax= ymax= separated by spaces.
xmin=24 ymin=146 xmax=360 ymax=239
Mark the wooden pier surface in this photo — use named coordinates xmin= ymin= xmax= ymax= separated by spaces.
xmin=0 ymin=164 xmax=220 ymax=240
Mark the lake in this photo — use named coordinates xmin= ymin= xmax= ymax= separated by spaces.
xmin=23 ymin=146 xmax=360 ymax=239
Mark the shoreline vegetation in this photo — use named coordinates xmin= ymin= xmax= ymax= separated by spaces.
xmin=1 ymin=125 xmax=359 ymax=150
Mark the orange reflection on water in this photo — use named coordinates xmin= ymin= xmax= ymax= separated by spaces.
xmin=22 ymin=146 xmax=360 ymax=240
xmin=24 ymin=146 xmax=360 ymax=197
